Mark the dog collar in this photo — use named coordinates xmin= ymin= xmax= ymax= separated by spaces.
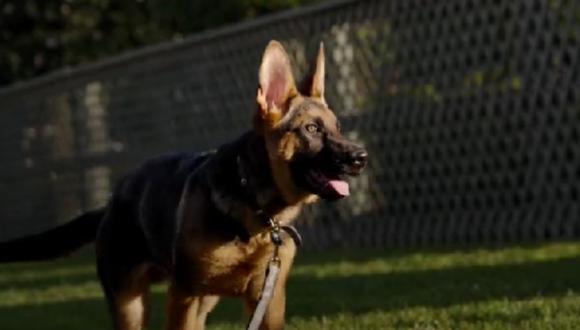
xmin=255 ymin=210 xmax=302 ymax=247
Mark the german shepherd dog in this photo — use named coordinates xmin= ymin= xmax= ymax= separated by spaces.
xmin=0 ymin=41 xmax=367 ymax=330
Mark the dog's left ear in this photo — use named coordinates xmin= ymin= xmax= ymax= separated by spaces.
xmin=310 ymin=42 xmax=325 ymax=102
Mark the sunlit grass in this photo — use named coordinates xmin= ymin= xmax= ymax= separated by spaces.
xmin=0 ymin=242 xmax=579 ymax=329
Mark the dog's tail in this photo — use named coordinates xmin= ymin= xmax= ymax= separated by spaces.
xmin=0 ymin=208 xmax=106 ymax=263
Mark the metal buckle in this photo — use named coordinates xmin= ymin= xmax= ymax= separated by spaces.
xmin=267 ymin=217 xmax=282 ymax=263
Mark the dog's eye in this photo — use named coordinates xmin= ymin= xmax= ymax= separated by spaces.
xmin=305 ymin=123 xmax=319 ymax=134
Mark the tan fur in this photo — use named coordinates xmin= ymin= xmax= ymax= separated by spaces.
xmin=114 ymin=294 xmax=149 ymax=330
xmin=256 ymin=43 xmax=331 ymax=206
xmin=167 ymin=166 xmax=304 ymax=330
xmin=178 ymin=193 xmax=298 ymax=297
xmin=266 ymin=131 xmax=313 ymax=205
xmin=165 ymin=287 xmax=220 ymax=330
xmin=263 ymin=101 xmax=333 ymax=205
xmin=255 ymin=88 xmax=283 ymax=133
xmin=109 ymin=266 xmax=152 ymax=330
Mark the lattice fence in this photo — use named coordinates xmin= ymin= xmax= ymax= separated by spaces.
xmin=0 ymin=0 xmax=579 ymax=249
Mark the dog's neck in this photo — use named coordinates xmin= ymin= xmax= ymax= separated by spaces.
xmin=206 ymin=131 xmax=302 ymax=236
xmin=233 ymin=133 xmax=278 ymax=210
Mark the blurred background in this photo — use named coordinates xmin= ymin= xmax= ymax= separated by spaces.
xmin=1 ymin=0 xmax=580 ymax=329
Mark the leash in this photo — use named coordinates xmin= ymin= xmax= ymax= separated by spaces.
xmin=236 ymin=155 xmax=302 ymax=329
xmin=246 ymin=218 xmax=283 ymax=330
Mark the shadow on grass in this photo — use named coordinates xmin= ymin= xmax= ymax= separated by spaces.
xmin=1 ymin=254 xmax=579 ymax=329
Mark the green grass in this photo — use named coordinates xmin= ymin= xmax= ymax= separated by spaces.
xmin=1 ymin=242 xmax=580 ymax=329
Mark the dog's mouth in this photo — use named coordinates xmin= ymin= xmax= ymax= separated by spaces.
xmin=304 ymin=169 xmax=350 ymax=199
xmin=291 ymin=161 xmax=351 ymax=201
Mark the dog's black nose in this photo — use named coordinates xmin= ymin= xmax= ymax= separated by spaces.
xmin=349 ymin=149 xmax=368 ymax=169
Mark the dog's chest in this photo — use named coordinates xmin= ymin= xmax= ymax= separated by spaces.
xmin=189 ymin=235 xmax=272 ymax=296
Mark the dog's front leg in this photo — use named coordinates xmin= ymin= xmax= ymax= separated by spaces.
xmin=165 ymin=283 xmax=220 ymax=330
xmin=245 ymin=241 xmax=296 ymax=330
xmin=245 ymin=281 xmax=287 ymax=330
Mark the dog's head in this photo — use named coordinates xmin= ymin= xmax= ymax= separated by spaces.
xmin=255 ymin=41 xmax=368 ymax=204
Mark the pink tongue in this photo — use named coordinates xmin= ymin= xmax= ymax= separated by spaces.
xmin=328 ymin=180 xmax=350 ymax=197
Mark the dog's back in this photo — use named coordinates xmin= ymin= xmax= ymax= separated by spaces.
xmin=110 ymin=150 xmax=215 ymax=268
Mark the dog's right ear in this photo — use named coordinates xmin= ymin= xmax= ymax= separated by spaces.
xmin=256 ymin=41 xmax=298 ymax=129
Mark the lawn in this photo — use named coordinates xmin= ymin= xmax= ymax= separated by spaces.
xmin=1 ymin=242 xmax=580 ymax=329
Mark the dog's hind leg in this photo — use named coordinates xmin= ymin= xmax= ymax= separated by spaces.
xmin=194 ymin=295 xmax=220 ymax=329
xmin=96 ymin=209 xmax=153 ymax=330
xmin=98 ymin=263 xmax=152 ymax=330
xmin=165 ymin=284 xmax=220 ymax=330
